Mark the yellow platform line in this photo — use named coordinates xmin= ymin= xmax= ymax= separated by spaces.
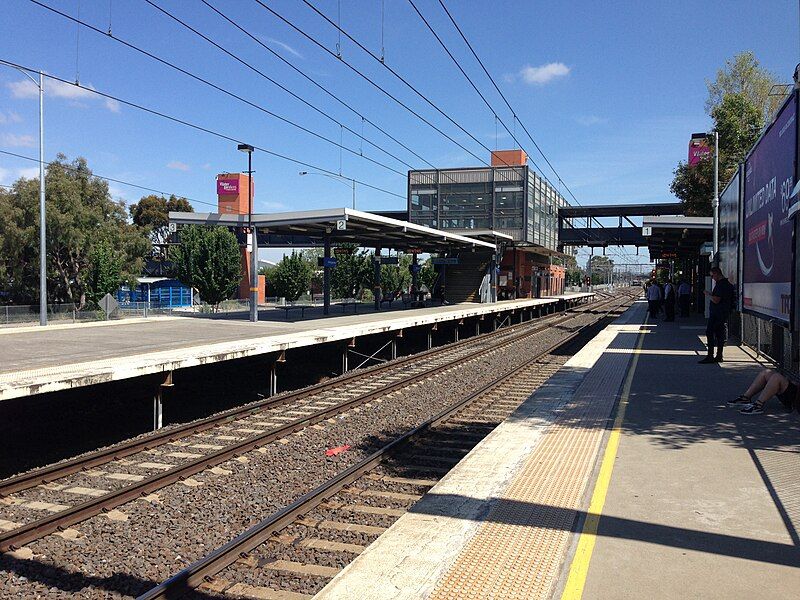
xmin=560 ymin=320 xmax=647 ymax=600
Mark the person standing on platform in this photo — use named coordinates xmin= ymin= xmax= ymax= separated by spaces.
xmin=699 ymin=267 xmax=735 ymax=363
xmin=663 ymin=280 xmax=676 ymax=321
xmin=678 ymin=279 xmax=691 ymax=317
xmin=646 ymin=281 xmax=661 ymax=319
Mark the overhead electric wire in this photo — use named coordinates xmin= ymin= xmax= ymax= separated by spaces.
xmin=295 ymin=0 xmax=534 ymax=178
xmin=252 ymin=0 xmax=495 ymax=172
xmin=142 ymin=0 xmax=415 ymax=173
xmin=200 ymin=0 xmax=437 ymax=171
xmin=27 ymin=0 xmax=405 ymax=178
xmin=0 ymin=58 xmax=406 ymax=201
xmin=0 ymin=149 xmax=219 ymax=208
xmin=435 ymin=0 xmax=582 ymax=207
xmin=405 ymin=0 xmax=552 ymax=188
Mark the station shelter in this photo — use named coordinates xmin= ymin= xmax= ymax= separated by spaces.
xmin=170 ymin=205 xmax=501 ymax=315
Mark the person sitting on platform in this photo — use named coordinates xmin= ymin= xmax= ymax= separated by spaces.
xmin=729 ymin=368 xmax=798 ymax=415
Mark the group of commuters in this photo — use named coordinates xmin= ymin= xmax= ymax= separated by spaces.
xmin=644 ymin=278 xmax=692 ymax=321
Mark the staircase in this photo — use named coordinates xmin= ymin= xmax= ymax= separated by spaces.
xmin=442 ymin=250 xmax=492 ymax=303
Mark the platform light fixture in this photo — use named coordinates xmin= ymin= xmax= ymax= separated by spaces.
xmin=238 ymin=143 xmax=258 ymax=323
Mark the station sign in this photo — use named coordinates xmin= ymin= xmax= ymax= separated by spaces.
xmin=318 ymin=257 xmax=338 ymax=268
xmin=380 ymin=257 xmax=399 ymax=265
xmin=431 ymin=257 xmax=459 ymax=265
xmin=334 ymin=247 xmax=355 ymax=257
xmin=406 ymin=247 xmax=423 ymax=255
xmin=409 ymin=263 xmax=422 ymax=273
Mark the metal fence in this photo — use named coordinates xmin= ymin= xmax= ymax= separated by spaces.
xmin=0 ymin=304 xmax=106 ymax=326
xmin=740 ymin=312 xmax=798 ymax=376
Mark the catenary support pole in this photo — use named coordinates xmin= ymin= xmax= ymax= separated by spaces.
xmin=38 ymin=71 xmax=46 ymax=326
xmin=323 ymin=234 xmax=331 ymax=315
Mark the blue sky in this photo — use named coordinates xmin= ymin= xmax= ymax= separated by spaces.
xmin=1 ymin=0 xmax=798 ymax=264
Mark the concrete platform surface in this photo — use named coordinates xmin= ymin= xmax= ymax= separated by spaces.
xmin=315 ymin=301 xmax=800 ymax=599
xmin=0 ymin=294 xmax=592 ymax=401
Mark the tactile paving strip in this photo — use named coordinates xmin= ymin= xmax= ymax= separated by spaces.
xmin=428 ymin=334 xmax=636 ymax=600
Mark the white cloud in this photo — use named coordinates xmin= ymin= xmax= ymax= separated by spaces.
xmin=17 ymin=167 xmax=40 ymax=179
xmin=0 ymin=166 xmax=10 ymax=185
xmin=167 ymin=160 xmax=190 ymax=172
xmin=262 ymin=37 xmax=303 ymax=59
xmin=201 ymin=162 xmax=211 ymax=170
xmin=575 ymin=115 xmax=608 ymax=126
xmin=261 ymin=201 xmax=286 ymax=210
xmin=0 ymin=111 xmax=22 ymax=124
xmin=0 ymin=133 xmax=36 ymax=148
xmin=518 ymin=62 xmax=570 ymax=85
xmin=8 ymin=78 xmax=119 ymax=112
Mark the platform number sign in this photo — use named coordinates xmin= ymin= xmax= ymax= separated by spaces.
xmin=168 ymin=222 xmax=177 ymax=233
xmin=642 ymin=226 xmax=652 ymax=236
xmin=336 ymin=219 xmax=347 ymax=231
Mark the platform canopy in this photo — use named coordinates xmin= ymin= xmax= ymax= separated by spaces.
xmin=643 ymin=215 xmax=712 ymax=260
xmin=169 ymin=207 xmax=498 ymax=252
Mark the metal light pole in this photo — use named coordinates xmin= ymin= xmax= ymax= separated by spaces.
xmin=712 ymin=130 xmax=720 ymax=266
xmin=238 ymin=143 xmax=257 ymax=323
xmin=299 ymin=171 xmax=356 ymax=209
xmin=0 ymin=62 xmax=47 ymax=325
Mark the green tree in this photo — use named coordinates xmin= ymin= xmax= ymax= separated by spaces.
xmin=129 ymin=194 xmax=193 ymax=244
xmin=671 ymin=92 xmax=762 ymax=216
xmin=170 ymin=225 xmax=241 ymax=309
xmin=0 ymin=155 xmax=150 ymax=308
xmin=381 ymin=254 xmax=412 ymax=293
xmin=706 ymin=51 xmax=782 ymax=121
xmin=588 ymin=255 xmax=613 ymax=285
xmin=419 ymin=258 xmax=438 ymax=290
xmin=85 ymin=240 xmax=123 ymax=307
xmin=269 ymin=250 xmax=312 ymax=301
xmin=331 ymin=246 xmax=372 ymax=298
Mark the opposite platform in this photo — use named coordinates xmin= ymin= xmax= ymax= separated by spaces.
xmin=0 ymin=294 xmax=592 ymax=401
xmin=315 ymin=300 xmax=800 ymax=599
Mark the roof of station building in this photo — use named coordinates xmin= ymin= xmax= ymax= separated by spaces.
xmin=643 ymin=215 xmax=713 ymax=259
xmin=169 ymin=207 xmax=498 ymax=252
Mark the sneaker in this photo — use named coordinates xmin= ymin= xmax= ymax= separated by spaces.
xmin=740 ymin=403 xmax=764 ymax=414
xmin=727 ymin=395 xmax=750 ymax=405
xmin=698 ymin=356 xmax=716 ymax=364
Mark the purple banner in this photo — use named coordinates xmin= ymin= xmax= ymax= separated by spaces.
xmin=719 ymin=170 xmax=739 ymax=286
xmin=217 ymin=178 xmax=239 ymax=196
xmin=742 ymin=93 xmax=797 ymax=323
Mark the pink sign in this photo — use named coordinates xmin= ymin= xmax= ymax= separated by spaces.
xmin=688 ymin=140 xmax=711 ymax=166
xmin=217 ymin=178 xmax=239 ymax=195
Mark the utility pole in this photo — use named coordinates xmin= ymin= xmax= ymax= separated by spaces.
xmin=712 ymin=130 xmax=719 ymax=266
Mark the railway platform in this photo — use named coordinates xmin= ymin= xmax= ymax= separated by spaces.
xmin=0 ymin=293 xmax=592 ymax=402
xmin=315 ymin=299 xmax=800 ymax=599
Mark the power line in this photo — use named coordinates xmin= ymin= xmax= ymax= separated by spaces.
xmin=142 ymin=0 xmax=416 ymax=173
xmin=0 ymin=58 xmax=407 ymax=201
xmin=252 ymin=0 xmax=496 ymax=173
xmin=435 ymin=0 xmax=582 ymax=207
xmin=200 ymin=0 xmax=437 ymax=171
xmin=0 ymin=149 xmax=219 ymax=208
xmin=296 ymin=0 xmax=531 ymax=177
xmin=405 ymin=0 xmax=553 ymax=189
xmin=27 ymin=0 xmax=406 ymax=178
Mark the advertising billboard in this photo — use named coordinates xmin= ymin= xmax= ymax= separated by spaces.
xmin=688 ymin=135 xmax=711 ymax=166
xmin=719 ymin=169 xmax=740 ymax=287
xmin=742 ymin=93 xmax=797 ymax=323
xmin=217 ymin=178 xmax=240 ymax=195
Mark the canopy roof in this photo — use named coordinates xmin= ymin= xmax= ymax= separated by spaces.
xmin=169 ymin=207 xmax=498 ymax=252
xmin=643 ymin=216 xmax=713 ymax=260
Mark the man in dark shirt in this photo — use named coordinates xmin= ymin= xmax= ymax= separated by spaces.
xmin=699 ymin=266 xmax=735 ymax=363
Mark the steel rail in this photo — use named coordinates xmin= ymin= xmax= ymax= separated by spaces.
xmin=0 ymin=297 xmax=616 ymax=552
xmin=0 ymin=299 xmax=592 ymax=498
xmin=138 ymin=293 xmax=637 ymax=599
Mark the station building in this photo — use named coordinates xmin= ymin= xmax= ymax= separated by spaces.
xmin=407 ymin=150 xmax=569 ymax=300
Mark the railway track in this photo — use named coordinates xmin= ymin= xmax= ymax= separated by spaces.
xmin=138 ymin=291 xmax=639 ymax=599
xmin=0 ymin=294 xmax=619 ymax=554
